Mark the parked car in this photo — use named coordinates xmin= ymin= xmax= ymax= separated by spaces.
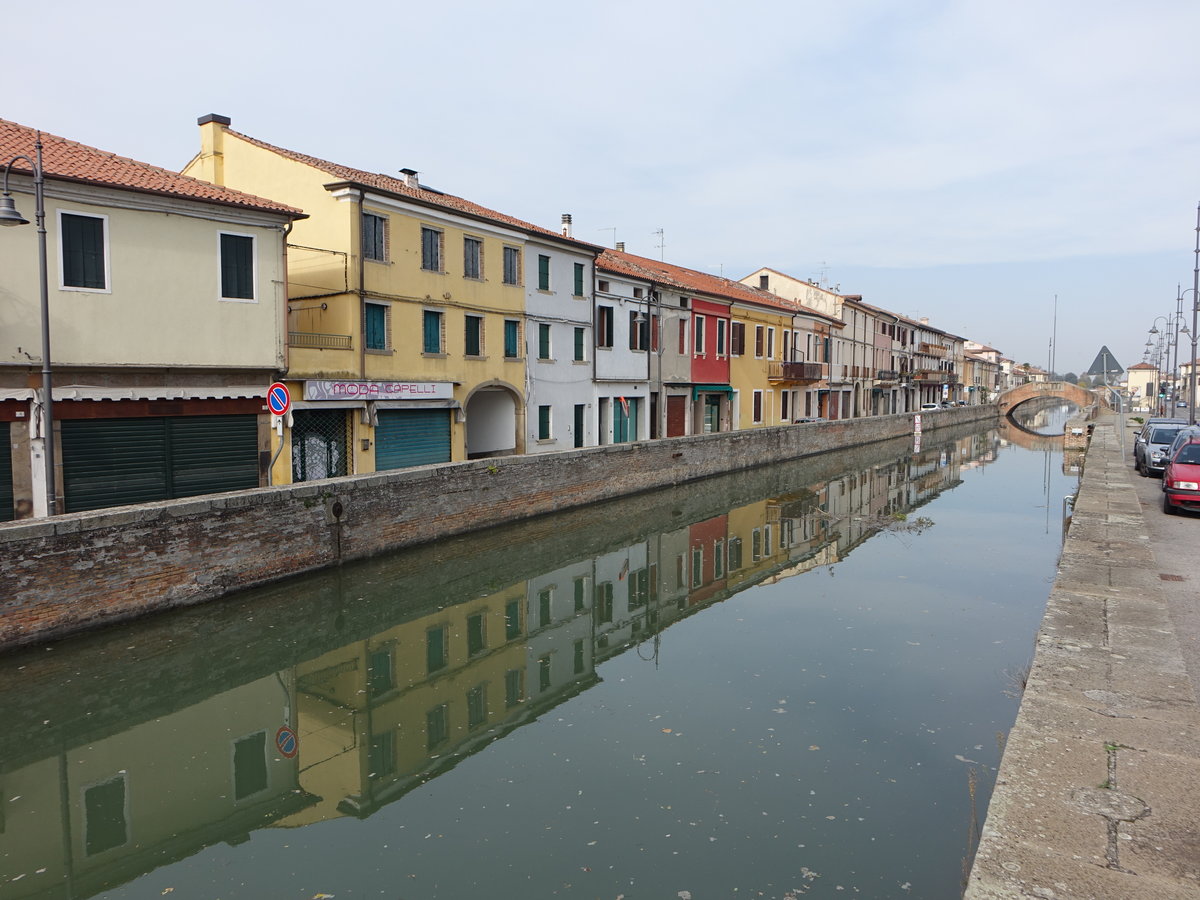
xmin=920 ymin=403 xmax=942 ymax=411
xmin=1162 ymin=437 xmax=1200 ymax=515
xmin=1135 ymin=424 xmax=1187 ymax=476
xmin=1132 ymin=417 xmax=1187 ymax=458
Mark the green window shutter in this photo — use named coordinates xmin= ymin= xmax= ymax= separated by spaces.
xmin=574 ymin=326 xmax=584 ymax=361
xmin=465 ymin=316 xmax=481 ymax=356
xmin=538 ymin=255 xmax=550 ymax=290
xmin=423 ymin=310 xmax=442 ymax=353
xmin=61 ymin=213 xmax=106 ymax=289
xmin=504 ymin=320 xmax=519 ymax=358
xmin=422 ymin=227 xmax=441 ymax=271
xmin=365 ymin=304 xmax=387 ymax=350
xmin=503 ymin=247 xmax=520 ymax=284
xmin=573 ymin=262 xmax=584 ymax=296
xmin=538 ymin=405 xmax=551 ymax=439
xmin=538 ymin=323 xmax=551 ymax=359
xmin=220 ymin=233 xmax=254 ymax=299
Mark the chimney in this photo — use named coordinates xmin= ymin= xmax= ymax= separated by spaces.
xmin=399 ymin=168 xmax=419 ymax=189
xmin=759 ymin=274 xmax=769 ymax=291
xmin=919 ymin=316 xmax=929 ymax=326
xmin=616 ymin=241 xmax=625 ymax=252
xmin=195 ymin=114 xmax=231 ymax=185
xmin=561 ymin=213 xmax=573 ymax=238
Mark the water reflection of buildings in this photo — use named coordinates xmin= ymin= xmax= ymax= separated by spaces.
xmin=0 ymin=427 xmax=1002 ymax=900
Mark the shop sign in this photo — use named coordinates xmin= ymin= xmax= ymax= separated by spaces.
xmin=304 ymin=380 xmax=454 ymax=401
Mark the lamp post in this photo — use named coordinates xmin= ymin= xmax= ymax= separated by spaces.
xmin=1149 ymin=317 xmax=1169 ymax=415
xmin=1187 ymin=203 xmax=1200 ymax=426
xmin=1 ymin=132 xmax=57 ymax=516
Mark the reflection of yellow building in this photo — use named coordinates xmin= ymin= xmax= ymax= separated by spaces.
xmin=0 ymin=676 xmax=309 ymax=900
xmin=184 ymin=115 xmax=596 ymax=483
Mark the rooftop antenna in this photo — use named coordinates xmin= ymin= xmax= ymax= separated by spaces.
xmin=598 ymin=227 xmax=617 ymax=249
xmin=653 ymin=228 xmax=665 ymax=260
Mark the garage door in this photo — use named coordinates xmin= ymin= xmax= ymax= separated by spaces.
xmin=61 ymin=415 xmax=259 ymax=513
xmin=375 ymin=409 xmax=451 ymax=470
xmin=0 ymin=423 xmax=12 ymax=521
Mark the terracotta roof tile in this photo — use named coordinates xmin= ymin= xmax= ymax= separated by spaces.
xmin=0 ymin=119 xmax=302 ymax=217
xmin=598 ymin=249 xmax=839 ymax=323
xmin=225 ymin=127 xmax=601 ymax=249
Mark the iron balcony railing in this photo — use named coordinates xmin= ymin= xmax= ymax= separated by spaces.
xmin=289 ymin=331 xmax=353 ymax=350
xmin=768 ymin=361 xmax=825 ymax=383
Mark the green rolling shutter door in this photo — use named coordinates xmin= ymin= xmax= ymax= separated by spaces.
xmin=62 ymin=415 xmax=258 ymax=513
xmin=375 ymin=409 xmax=451 ymax=470
xmin=0 ymin=423 xmax=13 ymax=521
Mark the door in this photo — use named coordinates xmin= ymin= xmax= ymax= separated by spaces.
xmin=703 ymin=395 xmax=721 ymax=433
xmin=375 ymin=409 xmax=451 ymax=470
xmin=0 ymin=423 xmax=12 ymax=521
xmin=667 ymin=396 xmax=687 ymax=437
xmin=292 ymin=409 xmax=350 ymax=482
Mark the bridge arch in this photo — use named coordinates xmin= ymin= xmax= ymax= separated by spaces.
xmin=997 ymin=381 xmax=1097 ymax=417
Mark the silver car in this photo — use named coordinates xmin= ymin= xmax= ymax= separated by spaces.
xmin=1136 ymin=424 xmax=1187 ymax=476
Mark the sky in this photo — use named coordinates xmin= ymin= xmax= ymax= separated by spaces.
xmin=8 ymin=0 xmax=1200 ymax=378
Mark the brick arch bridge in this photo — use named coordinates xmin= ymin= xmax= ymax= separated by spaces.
xmin=997 ymin=381 xmax=1097 ymax=417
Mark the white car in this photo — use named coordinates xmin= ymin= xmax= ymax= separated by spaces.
xmin=920 ymin=402 xmax=942 ymax=411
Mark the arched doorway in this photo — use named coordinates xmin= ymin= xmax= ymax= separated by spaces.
xmin=464 ymin=383 xmax=523 ymax=459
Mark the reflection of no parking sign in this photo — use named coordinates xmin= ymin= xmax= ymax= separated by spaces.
xmin=276 ymin=726 xmax=298 ymax=759
xmin=267 ymin=382 xmax=291 ymax=417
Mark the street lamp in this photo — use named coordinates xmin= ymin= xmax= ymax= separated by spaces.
xmin=1183 ymin=203 xmax=1200 ymax=426
xmin=1 ymin=132 xmax=57 ymax=515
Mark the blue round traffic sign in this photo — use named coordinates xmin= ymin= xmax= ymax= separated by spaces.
xmin=276 ymin=726 xmax=298 ymax=758
xmin=267 ymin=382 xmax=291 ymax=416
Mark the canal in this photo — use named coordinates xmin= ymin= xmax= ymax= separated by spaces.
xmin=0 ymin=411 xmax=1081 ymax=900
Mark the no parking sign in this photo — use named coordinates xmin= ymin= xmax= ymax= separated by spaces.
xmin=267 ymin=382 xmax=291 ymax=417
xmin=276 ymin=726 xmax=298 ymax=759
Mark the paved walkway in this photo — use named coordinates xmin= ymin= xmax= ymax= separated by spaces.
xmin=965 ymin=415 xmax=1200 ymax=899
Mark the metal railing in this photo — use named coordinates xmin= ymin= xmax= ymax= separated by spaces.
xmin=289 ymin=331 xmax=353 ymax=350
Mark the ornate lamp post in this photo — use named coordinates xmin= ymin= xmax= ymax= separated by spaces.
xmin=1187 ymin=204 xmax=1200 ymax=426
xmin=0 ymin=132 xmax=57 ymax=515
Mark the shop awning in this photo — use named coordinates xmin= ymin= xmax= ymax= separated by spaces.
xmin=692 ymin=384 xmax=734 ymax=399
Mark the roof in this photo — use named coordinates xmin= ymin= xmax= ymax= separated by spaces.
xmin=221 ymin=125 xmax=601 ymax=251
xmin=0 ymin=119 xmax=302 ymax=217
xmin=1128 ymin=362 xmax=1157 ymax=371
xmin=598 ymin=249 xmax=840 ymax=323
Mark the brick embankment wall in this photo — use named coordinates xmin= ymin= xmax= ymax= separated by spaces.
xmin=0 ymin=406 xmax=994 ymax=649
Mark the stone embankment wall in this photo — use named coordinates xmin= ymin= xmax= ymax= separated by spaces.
xmin=0 ymin=406 xmax=993 ymax=649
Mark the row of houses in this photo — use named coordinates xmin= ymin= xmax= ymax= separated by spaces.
xmin=0 ymin=115 xmax=1015 ymax=520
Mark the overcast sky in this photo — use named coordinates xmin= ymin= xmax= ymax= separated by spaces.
xmin=9 ymin=0 xmax=1200 ymax=376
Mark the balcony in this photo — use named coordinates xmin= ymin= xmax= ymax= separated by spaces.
xmin=918 ymin=342 xmax=947 ymax=357
xmin=289 ymin=331 xmax=353 ymax=350
xmin=768 ymin=361 xmax=824 ymax=383
xmin=913 ymin=368 xmax=955 ymax=384
xmin=876 ymin=369 xmax=899 ymax=383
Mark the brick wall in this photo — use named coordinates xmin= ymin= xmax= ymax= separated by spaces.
xmin=0 ymin=406 xmax=994 ymax=649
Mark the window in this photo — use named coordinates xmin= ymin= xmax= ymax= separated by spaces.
xmin=694 ymin=315 xmax=706 ymax=356
xmin=573 ymin=262 xmax=585 ymax=296
xmin=691 ymin=547 xmax=703 ymax=587
xmin=538 ymin=323 xmax=552 ymax=360
xmin=60 ymin=212 xmax=107 ymax=290
xmin=84 ymin=776 xmax=127 ymax=855
xmin=573 ymin=639 xmax=585 ymax=675
xmin=467 ymin=613 xmax=486 ymax=656
xmin=423 ymin=309 xmax=443 ymax=354
xmin=714 ymin=540 xmax=725 ymax=578
xmin=753 ymin=390 xmax=764 ymax=424
xmin=537 ymin=254 xmax=551 ymax=291
xmin=630 ymin=311 xmax=650 ymax=351
xmin=573 ymin=326 xmax=586 ymax=362
xmin=219 ymin=232 xmax=255 ymax=300
xmin=368 ymin=646 xmax=394 ymax=696
xmin=573 ymin=403 xmax=585 ymax=448
xmin=505 ymin=598 xmax=522 ymax=639
xmin=365 ymin=303 xmax=389 ymax=351
xmin=369 ymin=731 xmax=396 ymax=779
xmin=363 ymin=212 xmax=387 ymax=262
xmin=597 ymin=306 xmax=614 ymax=348
xmin=727 ymin=536 xmax=743 ymax=570
xmin=539 ymin=587 xmax=552 ymax=626
xmin=504 ymin=320 xmax=520 ymax=359
xmin=233 ymin=731 xmax=268 ymax=800
xmin=731 ymin=321 xmax=745 ymax=355
xmin=782 ymin=390 xmax=790 ymax=421
xmin=465 ymin=315 xmax=483 ymax=356
xmin=503 ymin=246 xmax=521 ymax=284
xmin=633 ymin=287 xmax=644 ymax=299
xmin=421 ymin=226 xmax=442 ymax=272
xmin=596 ymin=582 xmax=614 ymax=623
xmin=752 ymin=529 xmax=762 ymax=561
xmin=467 ymin=685 xmax=487 ymax=729
xmin=573 ymin=575 xmax=587 ymax=612
xmin=679 ymin=319 xmax=688 ymax=354
xmin=427 ymin=625 xmax=448 ymax=673
xmin=538 ymin=404 xmax=552 ymax=440
xmin=539 ymin=654 xmax=552 ymax=691
xmin=427 ymin=704 xmax=450 ymax=749
xmin=463 ymin=236 xmax=483 ymax=279
xmin=755 ymin=325 xmax=765 ymax=358
xmin=597 ymin=279 xmax=610 ymax=293
xmin=505 ymin=668 xmax=524 ymax=707
xmin=717 ymin=319 xmax=728 ymax=357
xmin=767 ymin=327 xmax=776 ymax=360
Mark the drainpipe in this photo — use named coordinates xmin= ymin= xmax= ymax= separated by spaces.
xmin=356 ymin=190 xmax=366 ymax=380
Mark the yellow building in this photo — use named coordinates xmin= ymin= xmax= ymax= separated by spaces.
xmin=183 ymin=115 xmax=598 ymax=483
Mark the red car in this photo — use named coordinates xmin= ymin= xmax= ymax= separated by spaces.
xmin=1162 ymin=439 xmax=1200 ymax=515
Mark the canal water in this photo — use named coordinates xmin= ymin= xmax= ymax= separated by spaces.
xmin=0 ymin=411 xmax=1080 ymax=900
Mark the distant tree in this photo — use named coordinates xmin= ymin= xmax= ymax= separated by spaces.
xmin=1060 ymin=371 xmax=1078 ymax=384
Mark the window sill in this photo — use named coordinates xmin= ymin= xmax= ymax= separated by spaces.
xmin=503 ymin=355 xmax=524 ymax=362
xmin=422 ymin=352 xmax=448 ymax=359
xmin=464 ymin=354 xmax=488 ymax=361
xmin=219 ymin=295 xmax=258 ymax=304
xmin=572 ymin=359 xmax=589 ymax=365
xmin=365 ymin=258 xmax=390 ymax=265
xmin=365 ymin=348 xmax=394 ymax=355
xmin=536 ymin=357 xmax=556 ymax=364
xmin=535 ymin=438 xmax=555 ymax=445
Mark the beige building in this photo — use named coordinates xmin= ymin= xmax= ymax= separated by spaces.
xmin=0 ymin=119 xmax=301 ymax=518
